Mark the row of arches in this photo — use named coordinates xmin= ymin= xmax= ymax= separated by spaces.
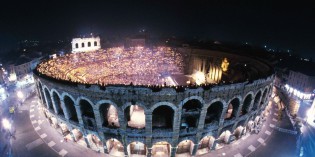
xmin=36 ymin=81 xmax=272 ymax=132
xmin=45 ymin=108 xmax=266 ymax=157
xmin=75 ymin=41 xmax=98 ymax=48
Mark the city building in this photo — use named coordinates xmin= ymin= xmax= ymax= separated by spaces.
xmin=10 ymin=52 xmax=42 ymax=81
xmin=71 ymin=37 xmax=101 ymax=53
xmin=33 ymin=43 xmax=274 ymax=157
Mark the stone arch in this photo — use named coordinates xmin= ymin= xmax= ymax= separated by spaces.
xmin=225 ymin=96 xmax=241 ymax=119
xmin=180 ymin=98 xmax=203 ymax=128
xmin=94 ymin=41 xmax=97 ymax=46
xmin=75 ymin=43 xmax=78 ymax=48
xmin=62 ymin=93 xmax=78 ymax=122
xmin=127 ymin=141 xmax=147 ymax=156
xmin=81 ymin=42 xmax=85 ymax=47
xmin=77 ymin=97 xmax=96 ymax=129
xmin=43 ymin=87 xmax=54 ymax=111
xmin=205 ymin=100 xmax=224 ymax=125
xmin=218 ymin=130 xmax=231 ymax=144
xmin=87 ymin=42 xmax=91 ymax=47
xmin=152 ymin=104 xmax=174 ymax=129
xmin=96 ymin=100 xmax=120 ymax=128
xmin=197 ymin=136 xmax=215 ymax=155
xmin=51 ymin=89 xmax=64 ymax=117
xmin=178 ymin=96 xmax=204 ymax=109
xmin=233 ymin=125 xmax=245 ymax=139
xmin=106 ymin=138 xmax=124 ymax=156
xmin=86 ymin=133 xmax=103 ymax=152
xmin=175 ymin=140 xmax=194 ymax=156
xmin=240 ymin=92 xmax=254 ymax=116
xmin=151 ymin=102 xmax=177 ymax=112
xmin=252 ymin=90 xmax=262 ymax=111
xmin=152 ymin=141 xmax=172 ymax=157
xmin=123 ymin=102 xmax=147 ymax=129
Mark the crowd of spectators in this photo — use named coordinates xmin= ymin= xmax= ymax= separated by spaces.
xmin=37 ymin=47 xmax=184 ymax=86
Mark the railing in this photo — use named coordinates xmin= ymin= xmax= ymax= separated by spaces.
xmin=223 ymin=118 xmax=236 ymax=127
xmin=69 ymin=119 xmax=79 ymax=125
xmin=152 ymin=128 xmax=173 ymax=137
xmin=125 ymin=128 xmax=146 ymax=137
xmin=179 ymin=127 xmax=197 ymax=136
xmin=203 ymin=122 xmax=219 ymax=132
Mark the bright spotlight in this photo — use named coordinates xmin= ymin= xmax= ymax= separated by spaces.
xmin=192 ymin=71 xmax=205 ymax=85
xmin=2 ymin=118 xmax=11 ymax=130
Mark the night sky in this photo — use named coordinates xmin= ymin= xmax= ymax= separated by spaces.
xmin=0 ymin=0 xmax=315 ymax=58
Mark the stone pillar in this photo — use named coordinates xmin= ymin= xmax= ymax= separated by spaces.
xmin=145 ymin=112 xmax=152 ymax=151
xmin=69 ymin=128 xmax=76 ymax=142
xmin=147 ymin=147 xmax=152 ymax=157
xmin=219 ymin=106 xmax=228 ymax=127
xmin=247 ymin=98 xmax=255 ymax=114
xmin=196 ymin=108 xmax=207 ymax=141
xmin=119 ymin=113 xmax=126 ymax=130
xmin=84 ymin=135 xmax=91 ymax=148
xmin=171 ymin=147 xmax=177 ymax=157
xmin=50 ymin=95 xmax=59 ymax=114
xmin=172 ymin=110 xmax=180 ymax=149
xmin=74 ymin=105 xmax=84 ymax=126
xmin=60 ymin=98 xmax=70 ymax=120
xmin=93 ymin=109 xmax=103 ymax=129
xmin=191 ymin=144 xmax=199 ymax=156
xmin=211 ymin=140 xmax=217 ymax=150
xmin=123 ymin=142 xmax=128 ymax=157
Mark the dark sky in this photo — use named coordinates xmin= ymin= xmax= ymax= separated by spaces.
xmin=0 ymin=0 xmax=315 ymax=58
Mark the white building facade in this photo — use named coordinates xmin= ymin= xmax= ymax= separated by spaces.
xmin=71 ymin=37 xmax=101 ymax=53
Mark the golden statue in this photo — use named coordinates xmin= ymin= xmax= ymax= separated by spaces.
xmin=221 ymin=58 xmax=229 ymax=72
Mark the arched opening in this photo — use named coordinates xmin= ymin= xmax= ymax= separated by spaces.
xmin=196 ymin=136 xmax=215 ymax=155
xmin=205 ymin=101 xmax=223 ymax=125
xmin=152 ymin=105 xmax=174 ymax=129
xmin=71 ymin=129 xmax=85 ymax=146
xmin=75 ymin=43 xmax=79 ymax=48
xmin=218 ymin=130 xmax=231 ymax=145
xmin=241 ymin=94 xmax=252 ymax=116
xmin=81 ymin=43 xmax=85 ymax=47
xmin=88 ymin=42 xmax=91 ymax=47
xmin=261 ymin=88 xmax=268 ymax=106
xmin=99 ymin=103 xmax=120 ymax=128
xmin=59 ymin=122 xmax=70 ymax=136
xmin=253 ymin=91 xmax=262 ymax=110
xmin=152 ymin=141 xmax=171 ymax=157
xmin=94 ymin=41 xmax=97 ymax=46
xmin=175 ymin=140 xmax=194 ymax=156
xmin=181 ymin=99 xmax=202 ymax=129
xmin=44 ymin=88 xmax=53 ymax=111
xmin=128 ymin=141 xmax=147 ymax=156
xmin=125 ymin=105 xmax=145 ymax=129
xmin=52 ymin=92 xmax=64 ymax=117
xmin=79 ymin=99 xmax=96 ymax=129
xmin=247 ymin=120 xmax=255 ymax=133
xmin=225 ymin=98 xmax=240 ymax=119
xmin=64 ymin=96 xmax=78 ymax=122
xmin=233 ymin=126 xmax=244 ymax=139
xmin=87 ymin=134 xmax=103 ymax=152
xmin=50 ymin=116 xmax=58 ymax=128
xmin=106 ymin=138 xmax=124 ymax=156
